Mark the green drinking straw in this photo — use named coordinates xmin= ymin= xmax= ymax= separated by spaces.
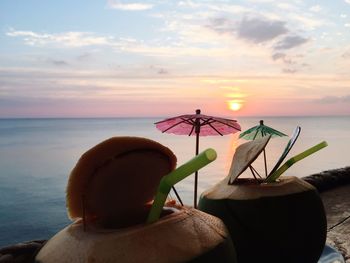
xmin=265 ymin=141 xmax=328 ymax=183
xmin=147 ymin=148 xmax=217 ymax=224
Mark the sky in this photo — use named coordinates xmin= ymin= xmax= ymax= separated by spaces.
xmin=1 ymin=0 xmax=350 ymax=117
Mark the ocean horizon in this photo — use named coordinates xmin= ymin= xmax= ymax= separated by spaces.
xmin=0 ymin=115 xmax=350 ymax=120
xmin=0 ymin=116 xmax=349 ymax=247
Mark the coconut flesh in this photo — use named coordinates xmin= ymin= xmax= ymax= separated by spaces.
xmin=35 ymin=136 xmax=236 ymax=263
xmin=198 ymin=176 xmax=327 ymax=263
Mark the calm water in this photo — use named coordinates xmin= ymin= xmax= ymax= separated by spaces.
xmin=0 ymin=116 xmax=349 ymax=246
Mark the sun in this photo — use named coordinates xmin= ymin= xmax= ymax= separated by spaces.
xmin=228 ymin=101 xmax=242 ymax=111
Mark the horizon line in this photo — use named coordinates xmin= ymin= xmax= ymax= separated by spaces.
xmin=0 ymin=114 xmax=349 ymax=120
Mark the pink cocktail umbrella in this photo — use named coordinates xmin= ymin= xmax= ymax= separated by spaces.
xmin=155 ymin=109 xmax=241 ymax=208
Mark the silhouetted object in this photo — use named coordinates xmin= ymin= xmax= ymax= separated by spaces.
xmin=239 ymin=120 xmax=287 ymax=176
xmin=155 ymin=109 xmax=241 ymax=207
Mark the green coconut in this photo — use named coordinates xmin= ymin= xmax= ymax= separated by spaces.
xmin=35 ymin=205 xmax=236 ymax=263
xmin=198 ymin=176 xmax=327 ymax=263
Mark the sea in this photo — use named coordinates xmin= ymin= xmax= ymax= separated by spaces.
xmin=0 ymin=116 xmax=349 ymax=247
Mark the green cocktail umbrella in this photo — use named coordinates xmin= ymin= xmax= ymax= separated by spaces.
xmin=239 ymin=120 xmax=287 ymax=176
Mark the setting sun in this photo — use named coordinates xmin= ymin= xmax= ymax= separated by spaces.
xmin=228 ymin=101 xmax=242 ymax=111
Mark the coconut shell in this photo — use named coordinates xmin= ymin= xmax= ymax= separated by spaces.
xmin=199 ymin=176 xmax=327 ymax=263
xmin=66 ymin=137 xmax=177 ymax=227
xmin=35 ymin=206 xmax=237 ymax=263
xmin=228 ymin=135 xmax=271 ymax=183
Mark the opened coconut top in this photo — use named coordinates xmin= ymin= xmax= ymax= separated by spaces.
xmin=228 ymin=135 xmax=271 ymax=184
xmin=66 ymin=137 xmax=177 ymax=227
xmin=202 ymin=176 xmax=316 ymax=200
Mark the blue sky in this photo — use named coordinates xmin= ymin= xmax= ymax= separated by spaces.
xmin=1 ymin=0 xmax=350 ymax=117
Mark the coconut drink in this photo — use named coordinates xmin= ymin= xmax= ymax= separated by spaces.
xmin=35 ymin=137 xmax=236 ymax=263
xmin=199 ymin=132 xmax=328 ymax=263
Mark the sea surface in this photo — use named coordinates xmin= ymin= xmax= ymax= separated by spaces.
xmin=0 ymin=116 xmax=349 ymax=247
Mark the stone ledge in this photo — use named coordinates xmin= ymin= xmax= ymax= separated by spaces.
xmin=303 ymin=166 xmax=350 ymax=192
xmin=0 ymin=240 xmax=45 ymax=263
xmin=305 ymin=166 xmax=350 ymax=263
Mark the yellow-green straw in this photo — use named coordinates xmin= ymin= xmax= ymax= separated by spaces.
xmin=265 ymin=141 xmax=328 ymax=183
xmin=147 ymin=148 xmax=217 ymax=224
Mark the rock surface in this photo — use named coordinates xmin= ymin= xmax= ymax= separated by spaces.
xmin=0 ymin=240 xmax=45 ymax=263
xmin=305 ymin=166 xmax=350 ymax=262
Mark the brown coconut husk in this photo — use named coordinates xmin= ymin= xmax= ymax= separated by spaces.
xmin=35 ymin=206 xmax=237 ymax=263
xmin=66 ymin=137 xmax=177 ymax=228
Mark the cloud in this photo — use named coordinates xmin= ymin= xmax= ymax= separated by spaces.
xmin=272 ymin=52 xmax=286 ymax=61
xmin=342 ymin=51 xmax=350 ymax=59
xmin=77 ymin=52 xmax=92 ymax=61
xmin=272 ymin=52 xmax=294 ymax=64
xmin=282 ymin=68 xmax=296 ymax=74
xmin=6 ymin=28 xmax=237 ymax=58
xmin=309 ymin=5 xmax=322 ymax=13
xmin=107 ymin=0 xmax=153 ymax=11
xmin=274 ymin=35 xmax=309 ymax=50
xmin=345 ymin=0 xmax=350 ymax=4
xmin=47 ymin=59 xmax=69 ymax=66
xmin=157 ymin=68 xmax=168 ymax=74
xmin=148 ymin=65 xmax=169 ymax=74
xmin=236 ymin=17 xmax=288 ymax=43
xmin=206 ymin=17 xmax=233 ymax=34
xmin=314 ymin=95 xmax=350 ymax=104
xmin=7 ymin=29 xmax=111 ymax=47
xmin=207 ymin=16 xmax=289 ymax=44
xmin=276 ymin=3 xmax=297 ymax=11
xmin=178 ymin=1 xmax=249 ymax=14
xmin=177 ymin=0 xmax=201 ymax=8
xmin=0 ymin=67 xmax=183 ymax=102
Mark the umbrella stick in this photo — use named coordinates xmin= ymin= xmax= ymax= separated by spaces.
xmin=249 ymin=166 xmax=258 ymax=181
xmin=172 ymin=186 xmax=183 ymax=206
xmin=263 ymin=149 xmax=268 ymax=177
xmin=251 ymin=165 xmax=262 ymax=179
xmin=194 ymin=132 xmax=199 ymax=208
xmin=194 ymin=171 xmax=198 ymax=208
